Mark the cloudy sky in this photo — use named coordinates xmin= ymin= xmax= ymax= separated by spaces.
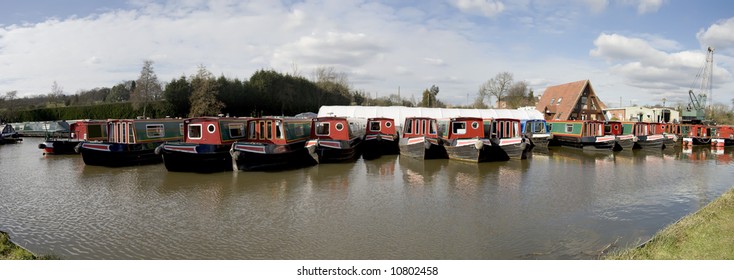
xmin=1 ymin=0 xmax=733 ymax=108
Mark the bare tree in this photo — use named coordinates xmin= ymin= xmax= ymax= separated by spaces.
xmin=131 ymin=60 xmax=162 ymax=117
xmin=189 ymin=65 xmax=224 ymax=117
xmin=478 ymin=72 xmax=514 ymax=108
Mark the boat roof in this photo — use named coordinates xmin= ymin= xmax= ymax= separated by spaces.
xmin=317 ymin=106 xmax=544 ymax=127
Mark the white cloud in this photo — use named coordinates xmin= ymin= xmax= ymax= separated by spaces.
xmin=697 ymin=17 xmax=734 ymax=52
xmin=450 ymin=0 xmax=505 ymax=17
xmin=635 ymin=0 xmax=664 ymax=14
xmin=591 ymin=32 xmax=733 ymax=103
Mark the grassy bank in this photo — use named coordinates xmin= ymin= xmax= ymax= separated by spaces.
xmin=0 ymin=231 xmax=38 ymax=260
xmin=606 ymin=187 xmax=734 ymax=259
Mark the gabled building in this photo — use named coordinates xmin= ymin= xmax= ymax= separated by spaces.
xmin=535 ymin=79 xmax=606 ymax=121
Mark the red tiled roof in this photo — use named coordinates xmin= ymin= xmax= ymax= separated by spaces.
xmin=535 ymin=79 xmax=606 ymax=120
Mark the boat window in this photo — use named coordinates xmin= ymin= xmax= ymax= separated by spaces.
xmin=285 ymin=122 xmax=310 ymax=140
xmin=369 ymin=121 xmax=380 ymax=131
xmin=604 ymin=125 xmax=612 ymax=135
xmin=430 ymin=120 xmax=437 ymax=135
xmin=188 ymin=124 xmax=202 ymax=139
xmin=207 ymin=124 xmax=216 ymax=134
xmin=147 ymin=124 xmax=165 ymax=138
xmin=259 ymin=121 xmax=266 ymax=139
xmin=266 ymin=121 xmax=273 ymax=139
xmin=438 ymin=122 xmax=448 ymax=137
xmin=248 ymin=121 xmax=256 ymax=139
xmin=565 ymin=124 xmax=573 ymax=133
xmin=336 ymin=122 xmax=344 ymax=131
xmin=88 ymin=124 xmax=104 ymax=139
xmin=385 ymin=121 xmax=392 ymax=128
xmin=179 ymin=123 xmax=184 ymax=136
xmin=471 ymin=121 xmax=479 ymax=130
xmin=229 ymin=123 xmax=245 ymax=138
xmin=128 ymin=122 xmax=135 ymax=143
xmin=275 ymin=121 xmax=283 ymax=139
xmin=404 ymin=119 xmax=413 ymax=134
xmin=315 ymin=122 xmax=330 ymax=136
xmin=452 ymin=122 xmax=466 ymax=135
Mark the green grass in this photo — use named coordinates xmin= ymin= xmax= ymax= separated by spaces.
xmin=605 ymin=187 xmax=734 ymax=259
xmin=1 ymin=231 xmax=38 ymax=260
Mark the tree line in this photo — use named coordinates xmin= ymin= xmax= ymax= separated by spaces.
xmin=1 ymin=61 xmax=545 ymax=123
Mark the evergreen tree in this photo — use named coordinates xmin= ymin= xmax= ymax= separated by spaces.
xmin=131 ymin=60 xmax=162 ymax=118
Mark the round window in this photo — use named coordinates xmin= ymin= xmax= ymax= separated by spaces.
xmin=207 ymin=124 xmax=216 ymax=133
xmin=335 ymin=123 xmax=344 ymax=131
xmin=385 ymin=121 xmax=392 ymax=128
xmin=471 ymin=122 xmax=479 ymax=129
xmin=614 ymin=125 xmax=619 ymax=130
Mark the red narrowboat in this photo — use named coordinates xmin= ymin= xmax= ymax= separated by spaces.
xmin=305 ymin=117 xmax=366 ymax=163
xmin=441 ymin=117 xmax=527 ymax=162
xmin=488 ymin=118 xmax=529 ymax=160
xmin=398 ymin=117 xmax=447 ymax=160
xmin=78 ymin=118 xmax=183 ymax=167
xmin=605 ymin=121 xmax=636 ymax=151
xmin=157 ymin=117 xmax=248 ymax=173
xmin=631 ymin=122 xmax=665 ymax=150
xmin=663 ymin=123 xmax=681 ymax=147
xmin=712 ymin=125 xmax=734 ymax=147
xmin=39 ymin=120 xmax=107 ymax=154
xmin=361 ymin=117 xmax=400 ymax=160
xmin=682 ymin=124 xmax=713 ymax=147
xmin=231 ymin=117 xmax=314 ymax=171
xmin=548 ymin=120 xmax=616 ymax=152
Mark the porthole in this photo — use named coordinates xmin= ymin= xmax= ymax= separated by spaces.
xmin=385 ymin=121 xmax=392 ymax=128
xmin=335 ymin=123 xmax=344 ymax=131
xmin=207 ymin=124 xmax=216 ymax=133
xmin=471 ymin=121 xmax=479 ymax=129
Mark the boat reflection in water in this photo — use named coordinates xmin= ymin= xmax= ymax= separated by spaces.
xmin=398 ymin=155 xmax=447 ymax=186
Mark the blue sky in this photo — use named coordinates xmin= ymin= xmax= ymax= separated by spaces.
xmin=1 ymin=0 xmax=733 ymax=109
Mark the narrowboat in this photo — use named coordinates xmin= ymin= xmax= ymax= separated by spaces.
xmin=487 ymin=118 xmax=529 ymax=160
xmin=441 ymin=117 xmax=493 ymax=162
xmin=521 ymin=119 xmax=551 ymax=149
xmin=78 ymin=118 xmax=183 ymax=167
xmin=682 ymin=124 xmax=713 ymax=147
xmin=712 ymin=125 xmax=734 ymax=148
xmin=631 ymin=122 xmax=664 ymax=150
xmin=663 ymin=123 xmax=681 ymax=148
xmin=39 ymin=120 xmax=107 ymax=154
xmin=305 ymin=117 xmax=366 ymax=163
xmin=398 ymin=117 xmax=447 ymax=160
xmin=231 ymin=117 xmax=314 ymax=171
xmin=605 ymin=121 xmax=636 ymax=151
xmin=361 ymin=117 xmax=400 ymax=160
xmin=157 ymin=117 xmax=248 ymax=173
xmin=548 ymin=120 xmax=615 ymax=152
xmin=1 ymin=124 xmax=22 ymax=144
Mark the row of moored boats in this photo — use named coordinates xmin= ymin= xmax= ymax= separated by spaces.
xmin=9 ymin=112 xmax=733 ymax=173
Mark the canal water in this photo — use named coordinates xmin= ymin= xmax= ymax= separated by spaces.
xmin=1 ymin=138 xmax=733 ymax=259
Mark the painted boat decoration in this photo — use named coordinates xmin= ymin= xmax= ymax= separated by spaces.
xmin=361 ymin=117 xmax=400 ymax=160
xmin=548 ymin=120 xmax=615 ymax=152
xmin=39 ymin=120 xmax=107 ymax=155
xmin=231 ymin=117 xmax=314 ymax=171
xmin=631 ymin=122 xmax=665 ymax=150
xmin=306 ymin=117 xmax=366 ymax=163
xmin=605 ymin=121 xmax=636 ymax=151
xmin=78 ymin=118 xmax=183 ymax=167
xmin=521 ymin=119 xmax=551 ymax=149
xmin=0 ymin=123 xmax=22 ymax=144
xmin=398 ymin=117 xmax=446 ymax=160
xmin=157 ymin=117 xmax=248 ymax=173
